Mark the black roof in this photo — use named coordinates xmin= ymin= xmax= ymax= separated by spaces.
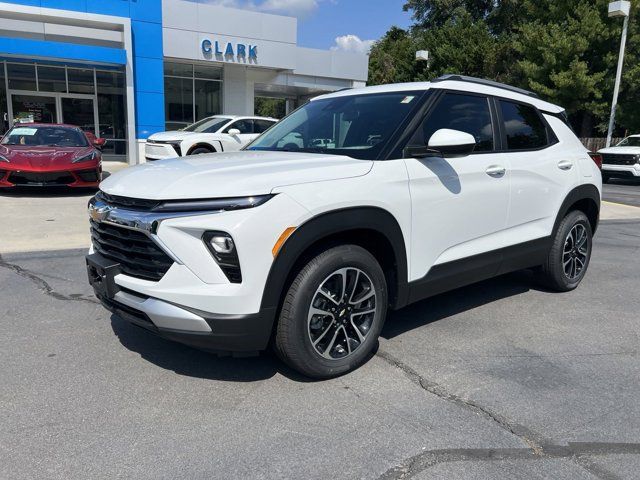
xmin=432 ymin=74 xmax=540 ymax=99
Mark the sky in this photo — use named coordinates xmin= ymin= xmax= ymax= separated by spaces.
xmin=204 ymin=0 xmax=412 ymax=53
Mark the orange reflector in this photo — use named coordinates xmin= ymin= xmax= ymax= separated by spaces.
xmin=272 ymin=227 xmax=297 ymax=257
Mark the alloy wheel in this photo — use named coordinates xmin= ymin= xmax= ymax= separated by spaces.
xmin=307 ymin=267 xmax=377 ymax=360
xmin=563 ymin=224 xmax=589 ymax=280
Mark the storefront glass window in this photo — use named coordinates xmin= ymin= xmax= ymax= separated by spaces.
xmin=96 ymin=70 xmax=127 ymax=156
xmin=194 ymin=64 xmax=222 ymax=80
xmin=0 ymin=64 xmax=8 ymax=134
xmin=165 ymin=76 xmax=194 ymax=130
xmin=164 ymin=61 xmax=222 ymax=130
xmin=164 ymin=62 xmax=193 ymax=78
xmin=37 ymin=66 xmax=67 ymax=93
xmin=67 ymin=68 xmax=94 ymax=94
xmin=194 ymin=80 xmax=221 ymax=121
xmin=7 ymin=63 xmax=37 ymax=91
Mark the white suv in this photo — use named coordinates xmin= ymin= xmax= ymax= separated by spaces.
xmin=598 ymin=134 xmax=640 ymax=183
xmin=87 ymin=75 xmax=601 ymax=378
xmin=144 ymin=115 xmax=277 ymax=161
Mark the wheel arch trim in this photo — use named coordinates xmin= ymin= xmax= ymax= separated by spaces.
xmin=553 ymin=184 xmax=601 ymax=235
xmin=260 ymin=207 xmax=410 ymax=316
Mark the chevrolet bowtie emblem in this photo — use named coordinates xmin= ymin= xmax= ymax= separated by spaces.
xmin=88 ymin=203 xmax=113 ymax=222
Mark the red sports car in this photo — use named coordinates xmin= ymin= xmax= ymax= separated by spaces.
xmin=0 ymin=124 xmax=105 ymax=188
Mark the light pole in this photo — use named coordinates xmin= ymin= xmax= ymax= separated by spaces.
xmin=606 ymin=1 xmax=631 ymax=148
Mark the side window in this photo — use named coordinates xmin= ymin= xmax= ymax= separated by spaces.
xmin=254 ymin=120 xmax=274 ymax=134
xmin=499 ymin=100 xmax=548 ymax=150
xmin=226 ymin=120 xmax=253 ymax=134
xmin=410 ymin=93 xmax=494 ymax=152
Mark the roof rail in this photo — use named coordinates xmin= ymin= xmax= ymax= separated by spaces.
xmin=432 ymin=74 xmax=540 ymax=99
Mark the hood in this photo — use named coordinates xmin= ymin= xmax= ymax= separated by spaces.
xmin=598 ymin=146 xmax=640 ymax=155
xmin=100 ymin=151 xmax=373 ymax=200
xmin=147 ymin=131 xmax=201 ymax=142
xmin=0 ymin=144 xmax=95 ymax=170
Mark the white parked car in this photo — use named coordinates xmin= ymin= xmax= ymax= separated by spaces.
xmin=87 ymin=75 xmax=601 ymax=378
xmin=144 ymin=115 xmax=277 ymax=161
xmin=598 ymin=134 xmax=640 ymax=183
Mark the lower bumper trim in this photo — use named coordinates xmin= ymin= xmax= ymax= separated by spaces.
xmin=98 ymin=293 xmax=277 ymax=355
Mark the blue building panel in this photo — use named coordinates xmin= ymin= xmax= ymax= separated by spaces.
xmin=131 ymin=19 xmax=163 ymax=59
xmin=129 ymin=0 xmax=162 ymax=23
xmin=41 ymin=0 xmax=86 ymax=11
xmin=135 ymin=91 xmax=165 ymax=130
xmin=133 ymin=56 xmax=164 ymax=93
xmin=86 ymin=0 xmax=131 ymax=17
xmin=0 ymin=37 xmax=127 ymax=65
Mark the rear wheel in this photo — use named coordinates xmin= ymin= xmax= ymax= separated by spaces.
xmin=275 ymin=245 xmax=388 ymax=379
xmin=537 ymin=210 xmax=592 ymax=291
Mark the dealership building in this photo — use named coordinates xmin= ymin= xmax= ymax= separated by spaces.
xmin=0 ymin=0 xmax=369 ymax=163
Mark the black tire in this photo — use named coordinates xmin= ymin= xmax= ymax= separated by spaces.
xmin=537 ymin=210 xmax=592 ymax=291
xmin=189 ymin=147 xmax=214 ymax=155
xmin=275 ymin=245 xmax=388 ymax=379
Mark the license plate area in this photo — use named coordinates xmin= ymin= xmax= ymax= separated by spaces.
xmin=86 ymin=253 xmax=121 ymax=299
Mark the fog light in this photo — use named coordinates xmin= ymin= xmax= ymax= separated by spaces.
xmin=203 ymin=231 xmax=242 ymax=283
xmin=209 ymin=234 xmax=235 ymax=254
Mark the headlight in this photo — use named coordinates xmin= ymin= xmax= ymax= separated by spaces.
xmin=203 ymin=231 xmax=242 ymax=283
xmin=0 ymin=154 xmax=9 ymax=163
xmin=153 ymin=194 xmax=274 ymax=213
xmin=72 ymin=151 xmax=98 ymax=163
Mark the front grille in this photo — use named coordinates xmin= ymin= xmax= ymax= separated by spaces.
xmin=8 ymin=171 xmax=75 ymax=186
xmin=90 ymin=220 xmax=173 ymax=281
xmin=95 ymin=190 xmax=161 ymax=211
xmin=602 ymin=153 xmax=638 ymax=166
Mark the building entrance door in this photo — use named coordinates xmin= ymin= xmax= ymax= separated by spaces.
xmin=8 ymin=91 xmax=98 ymax=136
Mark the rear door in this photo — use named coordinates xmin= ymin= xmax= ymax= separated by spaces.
xmin=403 ymin=91 xmax=511 ymax=281
xmin=495 ymin=99 xmax=580 ymax=242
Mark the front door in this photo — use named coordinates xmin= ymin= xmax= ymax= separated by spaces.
xmin=403 ymin=91 xmax=510 ymax=281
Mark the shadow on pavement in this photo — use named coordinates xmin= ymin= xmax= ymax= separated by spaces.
xmin=383 ymin=270 xmax=537 ymax=339
xmin=110 ymin=313 xmax=313 ymax=383
xmin=0 ymin=186 xmax=97 ymax=198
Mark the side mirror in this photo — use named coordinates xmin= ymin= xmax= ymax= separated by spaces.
xmin=427 ymin=129 xmax=476 ymax=158
xmin=93 ymin=137 xmax=106 ymax=149
xmin=228 ymin=128 xmax=241 ymax=136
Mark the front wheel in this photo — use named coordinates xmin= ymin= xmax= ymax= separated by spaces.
xmin=537 ymin=210 xmax=593 ymax=291
xmin=275 ymin=245 xmax=388 ymax=379
xmin=189 ymin=147 xmax=214 ymax=155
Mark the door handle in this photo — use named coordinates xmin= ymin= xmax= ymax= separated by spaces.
xmin=558 ymin=160 xmax=573 ymax=170
xmin=485 ymin=165 xmax=506 ymax=178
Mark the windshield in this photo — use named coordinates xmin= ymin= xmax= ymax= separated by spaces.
xmin=246 ymin=91 xmax=425 ymax=160
xmin=1 ymin=126 xmax=89 ymax=147
xmin=616 ymin=137 xmax=640 ymax=147
xmin=182 ymin=117 xmax=231 ymax=133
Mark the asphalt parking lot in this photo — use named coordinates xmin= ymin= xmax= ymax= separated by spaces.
xmin=1 ymin=175 xmax=640 ymax=479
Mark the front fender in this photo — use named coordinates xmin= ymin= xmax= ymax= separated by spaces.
xmin=260 ymin=207 xmax=409 ymax=315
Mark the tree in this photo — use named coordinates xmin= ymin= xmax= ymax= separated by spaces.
xmin=367 ymin=0 xmax=640 ymax=136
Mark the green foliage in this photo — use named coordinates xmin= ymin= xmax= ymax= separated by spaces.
xmin=368 ymin=0 xmax=640 ymax=135
xmin=254 ymin=97 xmax=286 ymax=119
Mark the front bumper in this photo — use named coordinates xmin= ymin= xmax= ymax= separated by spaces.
xmin=89 ymin=254 xmax=276 ymax=354
xmin=602 ymin=164 xmax=640 ymax=177
xmin=144 ymin=142 xmax=180 ymax=161
xmin=0 ymin=166 xmax=101 ymax=187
